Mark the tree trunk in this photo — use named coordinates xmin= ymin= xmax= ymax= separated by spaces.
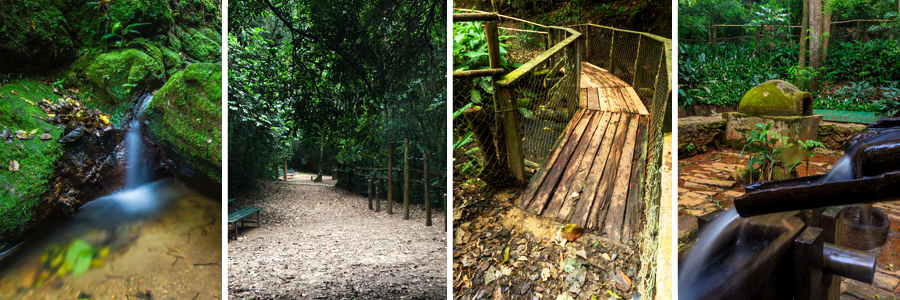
xmin=315 ymin=135 xmax=323 ymax=182
xmin=463 ymin=106 xmax=509 ymax=185
xmin=823 ymin=0 xmax=834 ymax=62
xmin=800 ymin=0 xmax=809 ymax=69
xmin=809 ymin=0 xmax=823 ymax=90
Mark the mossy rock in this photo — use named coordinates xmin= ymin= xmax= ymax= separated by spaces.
xmin=731 ymin=167 xmax=761 ymax=185
xmin=0 ymin=80 xmax=63 ymax=237
xmin=160 ymin=46 xmax=185 ymax=77
xmin=108 ymin=0 xmax=174 ymax=38
xmin=738 ymin=80 xmax=813 ymax=117
xmin=170 ymin=0 xmax=220 ymax=27
xmin=181 ymin=27 xmax=221 ymax=63
xmin=83 ymin=49 xmax=165 ymax=107
xmin=0 ymin=1 xmax=76 ymax=72
xmin=145 ymin=63 xmax=222 ymax=188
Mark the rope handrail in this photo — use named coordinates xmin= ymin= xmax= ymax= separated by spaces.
xmin=680 ymin=19 xmax=891 ymax=28
xmin=452 ymin=8 xmax=549 ymax=28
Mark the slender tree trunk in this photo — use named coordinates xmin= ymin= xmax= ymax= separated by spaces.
xmin=810 ymin=0 xmax=823 ymax=90
xmin=800 ymin=0 xmax=809 ymax=69
xmin=823 ymin=0 xmax=834 ymax=62
xmin=315 ymin=135 xmax=323 ymax=182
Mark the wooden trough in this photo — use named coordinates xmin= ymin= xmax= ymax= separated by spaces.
xmin=518 ymin=62 xmax=650 ymax=242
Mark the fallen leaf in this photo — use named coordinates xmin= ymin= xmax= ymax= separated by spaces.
xmin=607 ymin=289 xmax=621 ymax=299
xmin=22 ymin=98 xmax=35 ymax=106
xmin=503 ymin=247 xmax=510 ymax=263
xmin=11 ymin=90 xmax=18 ymax=95
xmin=8 ymin=160 xmax=19 ymax=172
xmin=29 ymin=129 xmax=38 ymax=135
xmin=493 ymin=285 xmax=502 ymax=300
xmin=541 ymin=268 xmax=550 ymax=281
xmin=99 ymin=114 xmax=110 ymax=125
xmin=560 ymin=224 xmax=583 ymax=242
xmin=39 ymin=133 xmax=51 ymax=140
xmin=15 ymin=130 xmax=27 ymax=139
xmin=612 ymin=269 xmax=632 ymax=292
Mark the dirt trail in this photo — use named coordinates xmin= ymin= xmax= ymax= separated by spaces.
xmin=228 ymin=181 xmax=447 ymax=299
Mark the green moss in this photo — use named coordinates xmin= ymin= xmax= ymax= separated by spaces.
xmin=83 ymin=49 xmax=164 ymax=107
xmin=167 ymin=32 xmax=183 ymax=51
xmin=171 ymin=0 xmax=219 ymax=27
xmin=145 ymin=63 xmax=222 ymax=183
xmin=738 ymin=80 xmax=812 ymax=117
xmin=160 ymin=46 xmax=185 ymax=77
xmin=181 ymin=28 xmax=220 ymax=63
xmin=0 ymin=80 xmax=63 ymax=236
xmin=108 ymin=1 xmax=174 ymax=38
xmin=0 ymin=1 xmax=76 ymax=72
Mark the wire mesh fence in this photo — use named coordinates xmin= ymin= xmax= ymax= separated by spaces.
xmin=569 ymin=24 xmax=671 ymax=299
xmin=679 ymin=20 xmax=896 ymax=54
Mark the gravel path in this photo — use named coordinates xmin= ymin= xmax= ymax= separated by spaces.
xmin=228 ymin=181 xmax=447 ymax=299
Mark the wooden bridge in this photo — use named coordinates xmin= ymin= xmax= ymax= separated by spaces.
xmin=518 ymin=62 xmax=649 ymax=243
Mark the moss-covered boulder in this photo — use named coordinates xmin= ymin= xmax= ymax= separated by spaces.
xmin=82 ymin=49 xmax=165 ymax=107
xmin=0 ymin=80 xmax=62 ymax=237
xmin=170 ymin=0 xmax=220 ymax=27
xmin=108 ymin=0 xmax=175 ymax=38
xmin=0 ymin=2 xmax=76 ymax=72
xmin=181 ymin=28 xmax=221 ymax=63
xmin=145 ymin=63 xmax=222 ymax=196
xmin=738 ymin=80 xmax=813 ymax=117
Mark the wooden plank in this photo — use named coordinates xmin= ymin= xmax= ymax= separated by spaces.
xmin=544 ymin=112 xmax=605 ymax=216
xmin=526 ymin=111 xmax=595 ymax=214
xmin=585 ymin=114 xmax=632 ymax=229
xmin=601 ymin=87 xmax=619 ymax=112
xmin=813 ymin=109 xmax=889 ymax=124
xmin=616 ymin=87 xmax=636 ymax=114
xmin=622 ymin=116 xmax=649 ymax=242
xmin=569 ymin=113 xmax=625 ymax=227
xmin=587 ymin=88 xmax=600 ymax=110
xmin=519 ymin=109 xmax=587 ymax=208
xmin=607 ymin=87 xmax=629 ymax=114
xmin=602 ymin=115 xmax=640 ymax=240
xmin=557 ymin=112 xmax=613 ymax=221
xmin=597 ymin=86 xmax=610 ymax=112
xmin=579 ymin=88 xmax=588 ymax=109
xmin=624 ymin=86 xmax=650 ymax=115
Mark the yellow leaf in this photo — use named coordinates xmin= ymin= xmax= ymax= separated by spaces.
xmin=99 ymin=114 xmax=110 ymax=125
xmin=561 ymin=224 xmax=583 ymax=241
xmin=31 ymin=20 xmax=35 ymax=30
xmin=606 ymin=290 xmax=620 ymax=299
xmin=29 ymin=129 xmax=38 ymax=135
xmin=22 ymin=97 xmax=34 ymax=105
xmin=8 ymin=160 xmax=19 ymax=172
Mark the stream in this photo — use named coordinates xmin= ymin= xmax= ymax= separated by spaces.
xmin=0 ymin=94 xmax=221 ymax=299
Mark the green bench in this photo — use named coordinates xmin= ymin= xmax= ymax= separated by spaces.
xmin=228 ymin=205 xmax=262 ymax=238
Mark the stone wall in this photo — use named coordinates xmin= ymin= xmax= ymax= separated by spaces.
xmin=678 ymin=116 xmax=726 ymax=158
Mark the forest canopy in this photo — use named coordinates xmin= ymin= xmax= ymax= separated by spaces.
xmin=228 ymin=0 xmax=447 ymax=193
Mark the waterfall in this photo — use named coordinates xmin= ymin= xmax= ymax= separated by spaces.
xmin=125 ymin=93 xmax=154 ymax=189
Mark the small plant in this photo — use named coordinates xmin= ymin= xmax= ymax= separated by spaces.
xmin=739 ymin=123 xmax=824 ymax=183
xmin=99 ymin=22 xmax=150 ymax=49
xmin=685 ymin=142 xmax=695 ymax=152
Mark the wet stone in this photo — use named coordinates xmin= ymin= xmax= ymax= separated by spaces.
xmin=678 ymin=215 xmax=697 ymax=240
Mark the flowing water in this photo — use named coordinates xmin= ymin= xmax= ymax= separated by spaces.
xmin=680 ymin=126 xmax=900 ymax=299
xmin=0 ymin=94 xmax=221 ymax=299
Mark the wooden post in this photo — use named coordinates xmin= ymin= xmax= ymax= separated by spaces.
xmin=387 ymin=143 xmax=393 ymax=214
xmin=497 ymin=86 xmax=527 ymax=185
xmin=283 ymin=161 xmax=288 ymax=181
xmin=485 ymin=21 xmax=501 ymax=71
xmin=403 ymin=138 xmax=410 ymax=220
xmin=367 ymin=179 xmax=373 ymax=210
xmin=375 ymin=181 xmax=381 ymax=212
xmin=443 ymin=194 xmax=447 ymax=232
xmin=424 ymin=151 xmax=431 ymax=227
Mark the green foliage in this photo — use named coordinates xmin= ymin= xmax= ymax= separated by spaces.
xmin=0 ymin=80 xmax=63 ymax=237
xmin=738 ymin=123 xmax=823 ymax=182
xmin=822 ymin=39 xmax=900 ymax=83
xmin=99 ymin=22 xmax=150 ymax=50
xmin=229 ymin=0 xmax=446 ymax=194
